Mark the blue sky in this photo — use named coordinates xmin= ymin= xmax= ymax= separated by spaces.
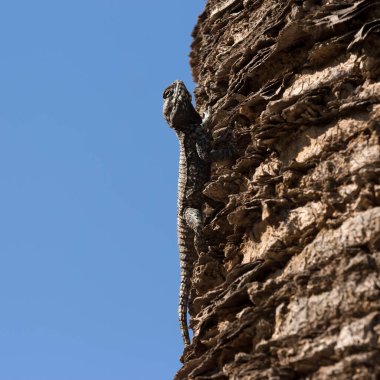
xmin=0 ymin=1 xmax=205 ymax=379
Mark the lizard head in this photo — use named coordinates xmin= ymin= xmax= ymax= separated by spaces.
xmin=163 ymin=80 xmax=202 ymax=131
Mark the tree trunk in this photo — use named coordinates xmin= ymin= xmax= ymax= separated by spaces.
xmin=175 ymin=0 xmax=380 ymax=379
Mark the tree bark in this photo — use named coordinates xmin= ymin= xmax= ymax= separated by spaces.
xmin=176 ymin=1 xmax=380 ymax=379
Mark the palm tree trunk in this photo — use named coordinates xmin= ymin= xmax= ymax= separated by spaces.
xmin=176 ymin=1 xmax=380 ymax=379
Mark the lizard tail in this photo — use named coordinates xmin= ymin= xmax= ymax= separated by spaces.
xmin=178 ymin=265 xmax=191 ymax=346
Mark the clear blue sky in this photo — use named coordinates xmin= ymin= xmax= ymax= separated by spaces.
xmin=0 ymin=1 xmax=205 ymax=379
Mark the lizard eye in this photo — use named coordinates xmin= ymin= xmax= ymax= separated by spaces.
xmin=163 ymin=88 xmax=173 ymax=99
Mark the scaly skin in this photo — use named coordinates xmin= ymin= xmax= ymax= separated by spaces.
xmin=163 ymin=80 xmax=210 ymax=346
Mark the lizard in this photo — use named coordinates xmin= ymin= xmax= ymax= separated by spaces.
xmin=162 ymin=80 xmax=210 ymax=346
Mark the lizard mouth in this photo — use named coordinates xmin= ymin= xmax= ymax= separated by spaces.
xmin=170 ymin=81 xmax=181 ymax=123
xmin=167 ymin=81 xmax=187 ymax=128
xmin=163 ymin=80 xmax=194 ymax=130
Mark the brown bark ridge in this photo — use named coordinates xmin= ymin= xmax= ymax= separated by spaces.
xmin=175 ymin=0 xmax=380 ymax=379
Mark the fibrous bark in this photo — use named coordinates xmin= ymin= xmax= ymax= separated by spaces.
xmin=175 ymin=0 xmax=380 ymax=379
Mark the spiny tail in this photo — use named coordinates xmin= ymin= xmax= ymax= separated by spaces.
xmin=179 ymin=252 xmax=192 ymax=346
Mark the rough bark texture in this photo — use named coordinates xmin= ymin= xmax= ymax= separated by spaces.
xmin=175 ymin=0 xmax=380 ymax=379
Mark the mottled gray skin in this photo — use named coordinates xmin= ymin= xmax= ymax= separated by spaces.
xmin=163 ymin=80 xmax=210 ymax=346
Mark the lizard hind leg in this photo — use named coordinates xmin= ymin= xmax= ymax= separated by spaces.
xmin=184 ymin=207 xmax=208 ymax=255
xmin=184 ymin=208 xmax=203 ymax=236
